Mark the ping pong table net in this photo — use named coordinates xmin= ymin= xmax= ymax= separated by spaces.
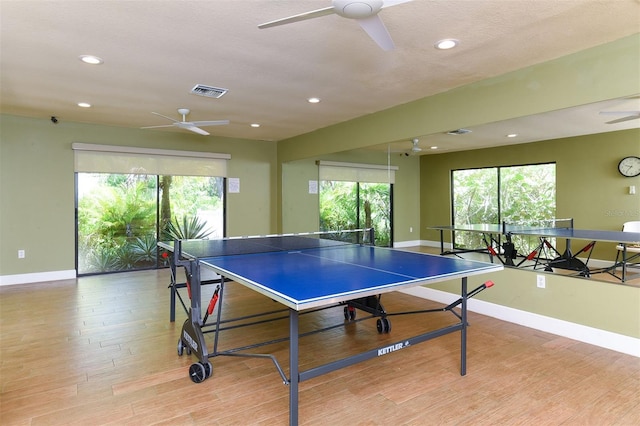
xmin=501 ymin=218 xmax=573 ymax=235
xmin=172 ymin=228 xmax=376 ymax=260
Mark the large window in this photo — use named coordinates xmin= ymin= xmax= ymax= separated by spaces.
xmin=319 ymin=181 xmax=392 ymax=247
xmin=452 ymin=163 xmax=556 ymax=253
xmin=76 ymin=173 xmax=224 ymax=274
xmin=318 ymin=161 xmax=395 ymax=247
xmin=73 ymin=144 xmax=228 ymax=275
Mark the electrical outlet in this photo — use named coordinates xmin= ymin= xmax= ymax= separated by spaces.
xmin=536 ymin=274 xmax=545 ymax=288
xmin=409 ymin=227 xmax=413 ymax=233
xmin=18 ymin=249 xmax=25 ymax=259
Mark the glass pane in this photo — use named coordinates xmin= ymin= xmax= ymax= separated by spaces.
xmin=77 ymin=173 xmax=224 ymax=275
xmin=319 ymin=181 xmax=392 ymax=247
xmin=159 ymin=176 xmax=224 ymax=242
xmin=319 ymin=181 xmax=358 ymax=231
xmin=77 ymin=173 xmax=157 ymax=274
xmin=500 ymin=164 xmax=557 ymax=254
xmin=452 ymin=168 xmax=498 ymax=249
xmin=359 ymin=183 xmax=391 ymax=247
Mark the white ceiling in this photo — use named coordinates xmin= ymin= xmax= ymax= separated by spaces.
xmin=1 ymin=0 xmax=639 ymax=154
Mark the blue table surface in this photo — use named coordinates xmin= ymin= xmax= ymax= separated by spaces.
xmin=199 ymin=245 xmax=502 ymax=310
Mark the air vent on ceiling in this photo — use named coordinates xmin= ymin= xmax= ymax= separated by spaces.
xmin=446 ymin=128 xmax=472 ymax=135
xmin=190 ymin=84 xmax=228 ymax=98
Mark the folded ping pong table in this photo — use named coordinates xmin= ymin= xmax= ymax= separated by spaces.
xmin=160 ymin=232 xmax=502 ymax=425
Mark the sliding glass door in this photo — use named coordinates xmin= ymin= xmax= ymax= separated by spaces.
xmin=76 ymin=173 xmax=224 ymax=275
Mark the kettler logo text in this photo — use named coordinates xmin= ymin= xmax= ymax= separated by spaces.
xmin=183 ymin=330 xmax=198 ymax=352
xmin=378 ymin=341 xmax=409 ymax=356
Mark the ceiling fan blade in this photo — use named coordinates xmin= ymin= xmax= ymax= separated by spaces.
xmin=183 ymin=125 xmax=210 ymax=136
xmin=605 ymin=115 xmax=640 ymax=125
xmin=258 ymin=7 xmax=335 ymax=29
xmin=190 ymin=120 xmax=230 ymax=127
xmin=356 ymin=14 xmax=394 ymax=50
xmin=381 ymin=0 xmax=413 ymax=8
xmin=151 ymin=111 xmax=179 ymax=123
xmin=140 ymin=124 xmax=174 ymax=129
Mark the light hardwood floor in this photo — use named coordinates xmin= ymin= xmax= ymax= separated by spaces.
xmin=1 ymin=268 xmax=638 ymax=425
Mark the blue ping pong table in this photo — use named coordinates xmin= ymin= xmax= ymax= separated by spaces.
xmin=160 ymin=234 xmax=502 ymax=425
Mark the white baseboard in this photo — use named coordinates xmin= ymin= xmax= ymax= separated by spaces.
xmin=393 ymin=240 xmax=423 ymax=248
xmin=421 ymin=239 xmax=447 ymax=249
xmin=401 ymin=286 xmax=640 ymax=358
xmin=0 ymin=270 xmax=76 ymax=286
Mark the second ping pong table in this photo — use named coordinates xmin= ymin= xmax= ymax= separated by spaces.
xmin=160 ymin=232 xmax=502 ymax=425
xmin=431 ymin=220 xmax=640 ymax=281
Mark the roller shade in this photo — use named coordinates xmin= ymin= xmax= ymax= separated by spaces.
xmin=72 ymin=143 xmax=230 ymax=177
xmin=317 ymin=160 xmax=397 ymax=184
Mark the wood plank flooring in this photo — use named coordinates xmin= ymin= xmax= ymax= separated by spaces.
xmin=1 ymin=268 xmax=638 ymax=425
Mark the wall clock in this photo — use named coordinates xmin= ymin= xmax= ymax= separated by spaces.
xmin=618 ymin=156 xmax=640 ymax=177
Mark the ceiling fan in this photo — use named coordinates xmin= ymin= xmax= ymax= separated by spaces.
xmin=141 ymin=108 xmax=229 ymax=135
xmin=258 ymin=0 xmax=413 ymax=51
xmin=405 ymin=138 xmax=423 ymax=155
xmin=389 ymin=138 xmax=422 ymax=156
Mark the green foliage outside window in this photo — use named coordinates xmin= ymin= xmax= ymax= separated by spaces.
xmin=452 ymin=164 xmax=556 ymax=253
xmin=319 ymin=181 xmax=391 ymax=247
xmin=77 ymin=173 xmax=221 ymax=274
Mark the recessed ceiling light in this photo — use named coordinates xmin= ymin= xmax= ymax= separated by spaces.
xmin=77 ymin=102 xmax=91 ymax=108
xmin=307 ymin=97 xmax=320 ymax=104
xmin=434 ymin=39 xmax=459 ymax=50
xmin=506 ymin=133 xmax=518 ymax=138
xmin=79 ymin=55 xmax=103 ymax=65
xmin=250 ymin=123 xmax=260 ymax=128
xmin=430 ymin=146 xmax=438 ymax=150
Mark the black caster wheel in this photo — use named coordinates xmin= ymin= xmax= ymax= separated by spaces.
xmin=376 ymin=318 xmax=391 ymax=334
xmin=177 ymin=340 xmax=184 ymax=356
xmin=382 ymin=318 xmax=391 ymax=333
xmin=204 ymin=361 xmax=213 ymax=378
xmin=344 ymin=306 xmax=357 ymax=321
xmin=189 ymin=362 xmax=207 ymax=383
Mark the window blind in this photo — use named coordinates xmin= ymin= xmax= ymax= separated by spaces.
xmin=317 ymin=160 xmax=397 ymax=184
xmin=72 ymin=143 xmax=230 ymax=177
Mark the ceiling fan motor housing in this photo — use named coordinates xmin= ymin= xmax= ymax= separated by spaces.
xmin=334 ymin=0 xmax=383 ymax=19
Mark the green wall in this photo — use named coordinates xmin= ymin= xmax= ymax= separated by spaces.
xmin=0 ymin=114 xmax=277 ymax=276
xmin=426 ymin=267 xmax=640 ymax=339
